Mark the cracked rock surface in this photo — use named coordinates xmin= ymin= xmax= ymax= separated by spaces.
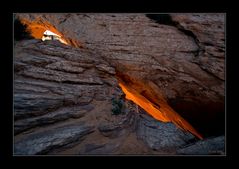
xmin=14 ymin=14 xmax=225 ymax=155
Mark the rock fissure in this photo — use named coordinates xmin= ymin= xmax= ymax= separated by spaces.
xmin=14 ymin=13 xmax=225 ymax=155
xmin=146 ymin=14 xmax=205 ymax=57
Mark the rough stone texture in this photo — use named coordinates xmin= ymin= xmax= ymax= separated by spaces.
xmin=14 ymin=123 xmax=94 ymax=155
xmin=136 ymin=110 xmax=195 ymax=152
xmin=14 ymin=39 xmax=119 ymax=154
xmin=79 ymin=142 xmax=121 ymax=155
xmin=14 ymin=105 xmax=94 ymax=135
xmin=14 ymin=40 xmax=114 ymax=120
xmin=97 ymin=108 xmax=136 ymax=138
xmin=16 ymin=13 xmax=225 ymax=137
xmin=14 ymin=13 xmax=225 ymax=155
xmin=176 ymin=136 xmax=225 ymax=155
xmin=171 ymin=14 xmax=225 ymax=81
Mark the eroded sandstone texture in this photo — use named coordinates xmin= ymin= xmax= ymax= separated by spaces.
xmin=14 ymin=13 xmax=225 ymax=155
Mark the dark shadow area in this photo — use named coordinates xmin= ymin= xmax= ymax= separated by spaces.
xmin=168 ymin=98 xmax=225 ymax=138
xmin=146 ymin=14 xmax=176 ymax=26
xmin=14 ymin=18 xmax=33 ymax=41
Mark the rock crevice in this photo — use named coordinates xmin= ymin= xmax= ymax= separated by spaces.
xmin=14 ymin=13 xmax=225 ymax=155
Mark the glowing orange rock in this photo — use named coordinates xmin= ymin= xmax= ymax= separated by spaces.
xmin=19 ymin=19 xmax=68 ymax=45
xmin=18 ymin=18 xmax=83 ymax=48
xmin=118 ymin=81 xmax=203 ymax=139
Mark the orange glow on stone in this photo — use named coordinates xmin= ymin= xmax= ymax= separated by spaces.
xmin=18 ymin=18 xmax=85 ymax=48
xmin=118 ymin=81 xmax=203 ymax=139
xmin=119 ymin=82 xmax=169 ymax=122
xmin=20 ymin=19 xmax=68 ymax=45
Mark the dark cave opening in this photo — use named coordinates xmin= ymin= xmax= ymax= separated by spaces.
xmin=116 ymin=71 xmax=204 ymax=139
xmin=145 ymin=14 xmax=225 ymax=138
xmin=146 ymin=14 xmax=176 ymax=26
xmin=168 ymin=99 xmax=225 ymax=138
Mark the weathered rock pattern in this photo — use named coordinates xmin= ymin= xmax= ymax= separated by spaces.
xmin=171 ymin=14 xmax=225 ymax=81
xmin=176 ymin=136 xmax=225 ymax=155
xmin=17 ymin=13 xmax=225 ymax=137
xmin=136 ymin=110 xmax=195 ymax=152
xmin=14 ymin=39 xmax=121 ymax=154
xmin=14 ymin=123 xmax=94 ymax=155
xmin=14 ymin=104 xmax=93 ymax=134
xmin=14 ymin=13 xmax=225 ymax=155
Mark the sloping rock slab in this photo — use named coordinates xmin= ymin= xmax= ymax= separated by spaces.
xmin=176 ymin=135 xmax=225 ymax=155
xmin=14 ymin=105 xmax=94 ymax=134
xmin=136 ymin=112 xmax=195 ymax=152
xmin=14 ymin=123 xmax=94 ymax=155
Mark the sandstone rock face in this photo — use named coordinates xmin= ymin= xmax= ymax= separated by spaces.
xmin=171 ymin=14 xmax=225 ymax=81
xmin=14 ymin=13 xmax=225 ymax=155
